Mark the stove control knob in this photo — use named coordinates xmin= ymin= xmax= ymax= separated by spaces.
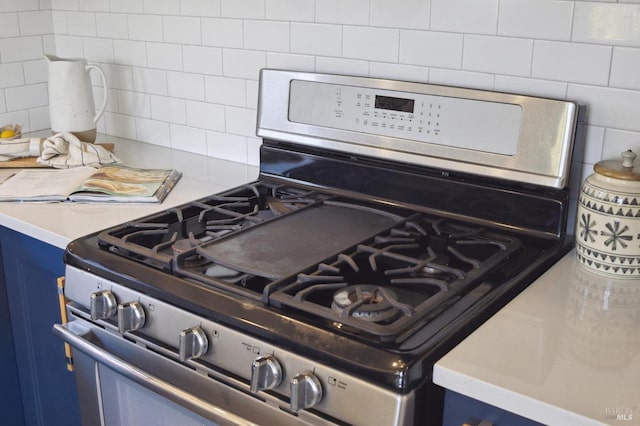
xmin=90 ymin=290 xmax=117 ymax=320
xmin=117 ymin=301 xmax=146 ymax=333
xmin=290 ymin=371 xmax=323 ymax=413
xmin=250 ymin=354 xmax=282 ymax=393
xmin=179 ymin=327 xmax=209 ymax=361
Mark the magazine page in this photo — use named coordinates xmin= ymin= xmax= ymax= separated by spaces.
xmin=0 ymin=166 xmax=97 ymax=201
xmin=68 ymin=166 xmax=181 ymax=203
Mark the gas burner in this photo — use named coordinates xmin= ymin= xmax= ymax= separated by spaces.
xmin=271 ymin=215 xmax=523 ymax=342
xmin=331 ymin=285 xmax=409 ymax=322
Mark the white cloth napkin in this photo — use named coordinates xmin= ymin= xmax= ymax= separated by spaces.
xmin=0 ymin=132 xmax=121 ymax=168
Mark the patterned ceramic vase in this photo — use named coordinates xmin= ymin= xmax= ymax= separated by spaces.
xmin=576 ymin=150 xmax=640 ymax=278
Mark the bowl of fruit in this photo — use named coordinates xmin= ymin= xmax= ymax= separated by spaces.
xmin=0 ymin=124 xmax=22 ymax=141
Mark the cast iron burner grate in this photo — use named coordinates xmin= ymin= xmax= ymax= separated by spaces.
xmin=269 ymin=217 xmax=523 ymax=342
xmin=97 ymin=182 xmax=326 ymax=271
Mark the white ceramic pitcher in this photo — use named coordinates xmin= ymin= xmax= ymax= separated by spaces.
xmin=45 ymin=54 xmax=108 ymax=142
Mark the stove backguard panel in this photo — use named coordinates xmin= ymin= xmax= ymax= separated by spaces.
xmin=257 ymin=69 xmax=579 ymax=190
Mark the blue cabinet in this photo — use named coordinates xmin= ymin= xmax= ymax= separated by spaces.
xmin=443 ymin=390 xmax=543 ymax=426
xmin=0 ymin=227 xmax=80 ymax=426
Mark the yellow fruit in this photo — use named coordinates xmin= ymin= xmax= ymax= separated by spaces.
xmin=1 ymin=129 xmax=16 ymax=138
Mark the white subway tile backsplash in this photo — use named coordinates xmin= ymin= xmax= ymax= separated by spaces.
xmin=4 ymin=0 xmax=40 ymax=12
xmin=204 ymin=75 xmax=246 ymax=107
xmin=105 ymin=112 xmax=137 ymax=139
xmin=0 ymin=14 xmax=20 ymax=38
xmin=186 ymin=100 xmax=225 ymax=131
xmin=66 ymin=11 xmax=96 ymax=36
xmin=568 ymin=84 xmax=640 ymax=133
xmin=147 ymin=42 xmax=184 ymax=71
xmin=579 ymin=125 xmax=605 ymax=167
xmin=316 ymin=0 xmax=369 ymax=25
xmin=167 ymin=71 xmax=205 ymax=101
xmin=266 ymin=52 xmax=315 ymax=72
xmin=431 ymin=0 xmax=498 ymax=35
xmin=399 ymin=30 xmax=462 ymax=69
xmin=29 ymin=105 xmax=50 ymax=130
xmin=225 ymin=106 xmax=257 ymax=137
xmin=53 ymin=34 xmax=83 ymax=57
xmin=602 ymin=128 xmax=640 ymax=161
xmin=0 ymin=36 xmax=43 ymax=62
xmin=180 ymin=0 xmax=221 ymax=17
xmin=245 ymin=79 xmax=258 ymax=108
xmin=291 ymin=23 xmax=341 ymax=57
xmin=266 ymin=0 xmax=314 ymax=22
xmin=247 ymin=136 xmax=261 ymax=166
xmin=116 ymin=90 xmax=150 ymax=117
xmin=498 ymin=0 xmax=573 ymax=41
xmin=170 ymin=123 xmax=207 ymax=154
xmin=315 ymin=56 xmax=369 ymax=76
xmin=343 ymin=26 xmax=399 ymax=63
xmin=78 ymin=0 xmax=109 ymax=12
xmin=610 ymin=47 xmax=640 ymax=90
xmin=114 ymin=40 xmax=147 ymax=67
xmin=96 ymin=13 xmax=128 ymax=39
xmin=573 ymin=3 xmax=640 ymax=47
xmin=135 ymin=117 xmax=171 ymax=146
xmin=18 ymin=11 xmax=53 ymax=36
xmin=0 ymin=91 xmax=6 ymax=114
xmin=494 ymin=75 xmax=567 ymax=99
xmin=202 ymin=18 xmax=243 ymax=48
xmin=51 ymin=0 xmax=79 ymax=11
xmin=144 ymin=0 xmax=179 ymax=15
xmin=163 ymin=16 xmax=201 ymax=45
xmin=183 ymin=45 xmax=223 ymax=75
xmin=532 ymin=41 xmax=611 ymax=85
xmin=128 ymin=14 xmax=163 ymax=42
xmin=221 ymin=0 xmax=265 ymax=19
xmin=110 ymin=0 xmax=143 ymax=14
xmin=23 ymin=59 xmax=47 ymax=84
xmin=245 ymin=20 xmax=290 ymax=53
xmin=369 ymin=62 xmax=429 ymax=83
xmin=206 ymin=130 xmax=247 ymax=163
xmin=83 ymin=37 xmax=115 ymax=63
xmin=51 ymin=11 xmax=67 ymax=33
xmin=463 ymin=35 xmax=533 ymax=77
xmin=150 ymin=94 xmax=186 ymax=123
xmin=5 ymin=83 xmax=48 ymax=110
xmin=222 ymin=49 xmax=266 ymax=80
xmin=428 ymin=68 xmax=494 ymax=90
xmin=132 ymin=67 xmax=167 ymax=95
xmin=370 ymin=0 xmax=429 ymax=30
xmin=101 ymin=64 xmax=133 ymax=91
xmin=0 ymin=63 xmax=25 ymax=88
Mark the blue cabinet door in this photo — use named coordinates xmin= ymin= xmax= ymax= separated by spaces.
xmin=443 ymin=390 xmax=543 ymax=426
xmin=1 ymin=227 xmax=81 ymax=426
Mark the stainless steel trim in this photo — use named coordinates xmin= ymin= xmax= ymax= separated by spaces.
xmin=257 ymin=69 xmax=579 ymax=189
xmin=54 ymin=319 xmax=335 ymax=426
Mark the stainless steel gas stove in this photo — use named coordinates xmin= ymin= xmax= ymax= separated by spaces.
xmin=55 ymin=70 xmax=581 ymax=426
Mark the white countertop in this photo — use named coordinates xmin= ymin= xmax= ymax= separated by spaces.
xmin=0 ymin=135 xmax=259 ymax=249
xmin=434 ymin=250 xmax=640 ymax=425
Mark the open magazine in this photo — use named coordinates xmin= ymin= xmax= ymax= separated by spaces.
xmin=0 ymin=165 xmax=181 ymax=203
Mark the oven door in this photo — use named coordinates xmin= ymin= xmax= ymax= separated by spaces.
xmin=53 ymin=317 xmax=333 ymax=426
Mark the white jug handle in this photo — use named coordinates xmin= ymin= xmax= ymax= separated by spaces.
xmin=86 ymin=63 xmax=108 ymax=124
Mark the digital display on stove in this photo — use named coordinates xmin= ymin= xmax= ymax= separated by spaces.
xmin=374 ymin=95 xmax=415 ymax=113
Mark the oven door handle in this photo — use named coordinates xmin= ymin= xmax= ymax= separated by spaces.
xmin=53 ymin=321 xmax=259 ymax=426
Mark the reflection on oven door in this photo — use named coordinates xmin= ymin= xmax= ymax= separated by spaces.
xmin=53 ymin=319 xmax=334 ymax=426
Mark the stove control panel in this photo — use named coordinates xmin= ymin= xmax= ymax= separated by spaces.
xmin=289 ymin=79 xmax=521 ymax=156
xmin=64 ymin=267 xmax=413 ymax=426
